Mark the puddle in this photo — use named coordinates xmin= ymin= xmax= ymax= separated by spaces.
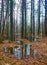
xmin=3 ymin=41 xmax=41 ymax=59
xmin=16 ymin=40 xmax=24 ymax=45
xmin=4 ymin=46 xmax=22 ymax=59
xmin=33 ymin=38 xmax=40 ymax=42
xmin=4 ymin=47 xmax=9 ymax=53
xmin=25 ymin=44 xmax=31 ymax=57
xmin=31 ymin=49 xmax=42 ymax=59
xmin=14 ymin=47 xmax=22 ymax=59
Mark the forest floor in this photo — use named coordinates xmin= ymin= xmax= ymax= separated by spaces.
xmin=0 ymin=37 xmax=47 ymax=65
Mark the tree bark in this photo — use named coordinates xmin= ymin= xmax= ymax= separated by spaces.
xmin=10 ymin=0 xmax=14 ymax=41
xmin=38 ymin=0 xmax=40 ymax=35
xmin=45 ymin=0 xmax=47 ymax=36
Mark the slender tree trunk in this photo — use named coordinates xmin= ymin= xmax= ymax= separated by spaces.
xmin=30 ymin=0 xmax=35 ymax=41
xmin=38 ymin=0 xmax=40 ymax=36
xmin=45 ymin=0 xmax=47 ymax=36
xmin=21 ymin=0 xmax=24 ymax=38
xmin=30 ymin=0 xmax=33 ymax=41
xmin=13 ymin=11 xmax=15 ymax=41
xmin=0 ymin=20 xmax=1 ymax=33
xmin=33 ymin=0 xmax=35 ymax=37
xmin=24 ymin=0 xmax=27 ymax=38
xmin=21 ymin=0 xmax=26 ymax=38
xmin=1 ymin=0 xmax=4 ymax=34
xmin=6 ymin=0 xmax=9 ymax=39
xmin=10 ymin=0 xmax=13 ymax=41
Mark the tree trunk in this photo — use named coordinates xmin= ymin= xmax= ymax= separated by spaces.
xmin=6 ymin=0 xmax=9 ymax=39
xmin=1 ymin=0 xmax=4 ymax=35
xmin=30 ymin=0 xmax=35 ymax=41
xmin=10 ymin=0 xmax=13 ymax=41
xmin=45 ymin=0 xmax=47 ymax=36
xmin=38 ymin=0 xmax=40 ymax=36
xmin=21 ymin=0 xmax=26 ymax=38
